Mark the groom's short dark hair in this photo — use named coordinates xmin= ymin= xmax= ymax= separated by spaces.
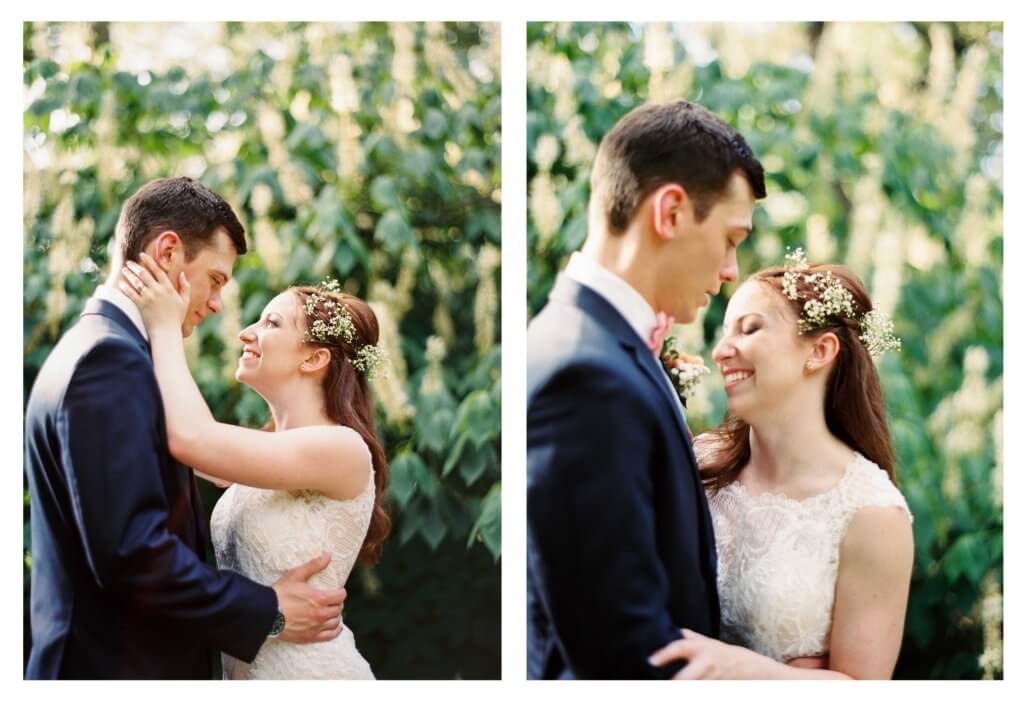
xmin=590 ymin=100 xmax=766 ymax=234
xmin=116 ymin=177 xmax=247 ymax=262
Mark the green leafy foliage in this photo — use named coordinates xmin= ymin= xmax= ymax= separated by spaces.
xmin=24 ymin=21 xmax=500 ymax=678
xmin=528 ymin=21 xmax=1002 ymax=680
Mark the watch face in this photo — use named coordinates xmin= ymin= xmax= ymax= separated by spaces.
xmin=270 ymin=610 xmax=286 ymax=637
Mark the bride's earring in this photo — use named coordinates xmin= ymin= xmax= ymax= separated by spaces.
xmin=805 ymin=360 xmax=813 ymax=371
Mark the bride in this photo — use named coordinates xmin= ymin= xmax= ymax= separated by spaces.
xmin=120 ymin=253 xmax=390 ymax=679
xmin=651 ymin=253 xmax=914 ymax=679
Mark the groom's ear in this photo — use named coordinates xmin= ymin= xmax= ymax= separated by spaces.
xmin=151 ymin=231 xmax=185 ymax=270
xmin=300 ymin=347 xmax=332 ymax=374
xmin=650 ymin=183 xmax=688 ymax=240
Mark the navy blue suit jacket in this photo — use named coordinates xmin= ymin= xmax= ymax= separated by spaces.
xmin=24 ymin=298 xmax=277 ymax=679
xmin=527 ymin=276 xmax=720 ymax=679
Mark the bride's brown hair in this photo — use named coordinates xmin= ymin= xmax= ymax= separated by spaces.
xmin=292 ymin=286 xmax=391 ymax=565
xmin=700 ymin=264 xmax=896 ymax=494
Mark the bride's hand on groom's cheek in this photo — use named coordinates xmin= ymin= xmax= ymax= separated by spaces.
xmin=271 ymin=552 xmax=347 ymax=645
xmin=119 ymin=253 xmax=191 ymax=332
xmin=648 ymin=629 xmax=750 ymax=680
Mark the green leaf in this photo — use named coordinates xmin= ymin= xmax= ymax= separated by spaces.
xmin=389 ymin=450 xmax=426 ymax=509
xmin=370 ymin=175 xmax=402 ymax=212
xmin=397 ymin=498 xmax=422 ymax=545
xmin=466 ymin=209 xmax=500 ymax=243
xmin=374 ymin=210 xmax=414 ymax=255
xmin=943 ymin=533 xmax=987 ymax=585
xmin=29 ymin=58 xmax=59 ymax=80
xmin=458 ymin=440 xmax=492 ymax=487
xmin=442 ymin=432 xmax=468 ymax=477
xmin=452 ymin=390 xmax=497 ymax=447
xmin=282 ymin=243 xmax=316 ymax=284
xmin=468 ymin=482 xmax=501 ymax=560
xmin=334 ymin=243 xmax=358 ymax=276
xmin=403 ymin=145 xmax=435 ymax=182
xmin=422 ymin=108 xmax=447 ymax=139
xmin=416 ymin=388 xmax=456 ymax=455
xmin=420 ymin=504 xmax=447 ymax=551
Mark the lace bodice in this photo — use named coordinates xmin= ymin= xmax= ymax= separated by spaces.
xmin=706 ymin=452 xmax=912 ymax=662
xmin=210 ymin=436 xmax=376 ymax=680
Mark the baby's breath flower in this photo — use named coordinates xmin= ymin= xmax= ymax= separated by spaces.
xmin=352 ymin=344 xmax=388 ymax=378
xmin=859 ymin=309 xmax=902 ymax=356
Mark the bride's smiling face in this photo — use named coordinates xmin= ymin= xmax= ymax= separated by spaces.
xmin=235 ymin=292 xmax=310 ymax=390
xmin=711 ymin=280 xmax=813 ymax=421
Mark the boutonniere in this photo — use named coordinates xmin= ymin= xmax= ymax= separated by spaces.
xmin=660 ymin=336 xmax=710 ymax=401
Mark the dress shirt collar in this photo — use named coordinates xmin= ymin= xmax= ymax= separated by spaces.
xmin=93 ymin=282 xmax=149 ymax=342
xmin=563 ymin=251 xmax=657 ymax=344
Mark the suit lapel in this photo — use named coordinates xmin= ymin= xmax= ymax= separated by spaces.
xmin=551 ymin=275 xmax=720 ymax=599
xmin=551 ymin=275 xmax=697 ymax=458
xmin=625 ymin=341 xmax=694 ymax=450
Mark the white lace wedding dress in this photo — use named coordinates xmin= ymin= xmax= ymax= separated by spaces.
xmin=210 ymin=445 xmax=376 ymax=680
xmin=706 ymin=451 xmax=912 ymax=662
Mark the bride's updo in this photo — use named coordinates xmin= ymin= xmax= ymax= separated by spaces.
xmin=293 ymin=285 xmax=391 ymax=565
xmin=700 ymin=263 xmax=896 ymax=493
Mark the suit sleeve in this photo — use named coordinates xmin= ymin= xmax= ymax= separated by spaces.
xmin=58 ymin=340 xmax=276 ymax=663
xmin=527 ymin=362 xmax=685 ymax=679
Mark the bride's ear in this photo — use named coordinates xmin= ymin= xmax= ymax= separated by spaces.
xmin=805 ymin=332 xmax=840 ymax=373
xmin=300 ymin=347 xmax=332 ymax=374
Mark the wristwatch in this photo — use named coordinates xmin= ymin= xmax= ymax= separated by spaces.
xmin=268 ymin=608 xmax=286 ymax=638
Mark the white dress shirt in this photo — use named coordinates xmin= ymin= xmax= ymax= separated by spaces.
xmin=563 ymin=252 xmax=687 ymax=420
xmin=92 ymin=282 xmax=149 ymax=343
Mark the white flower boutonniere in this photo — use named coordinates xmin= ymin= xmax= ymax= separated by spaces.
xmin=660 ymin=336 xmax=710 ymax=401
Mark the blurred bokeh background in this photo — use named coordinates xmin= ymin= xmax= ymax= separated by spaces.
xmin=24 ymin=21 xmax=501 ymax=679
xmin=527 ymin=21 xmax=1001 ymax=680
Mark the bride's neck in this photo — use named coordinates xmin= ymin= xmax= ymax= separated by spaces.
xmin=746 ymin=407 xmax=851 ymax=487
xmin=265 ymin=381 xmax=332 ymax=431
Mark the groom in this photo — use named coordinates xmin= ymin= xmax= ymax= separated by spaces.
xmin=25 ymin=177 xmax=345 ymax=679
xmin=527 ymin=101 xmax=765 ymax=679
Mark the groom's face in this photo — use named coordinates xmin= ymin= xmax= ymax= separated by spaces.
xmin=175 ymin=229 xmax=237 ymax=337
xmin=658 ymin=171 xmax=755 ymax=322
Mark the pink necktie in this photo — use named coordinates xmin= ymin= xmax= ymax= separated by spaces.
xmin=647 ymin=311 xmax=674 ymax=355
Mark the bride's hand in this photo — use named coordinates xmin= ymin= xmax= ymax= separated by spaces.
xmin=648 ymin=628 xmax=753 ymax=679
xmin=119 ymin=253 xmax=191 ymax=336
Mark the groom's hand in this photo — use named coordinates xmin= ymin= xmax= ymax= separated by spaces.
xmin=271 ymin=552 xmax=347 ymax=644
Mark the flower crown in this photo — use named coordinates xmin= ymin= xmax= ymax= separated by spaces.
xmin=781 ymin=248 xmax=901 ymax=357
xmin=303 ymin=278 xmax=387 ymax=378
